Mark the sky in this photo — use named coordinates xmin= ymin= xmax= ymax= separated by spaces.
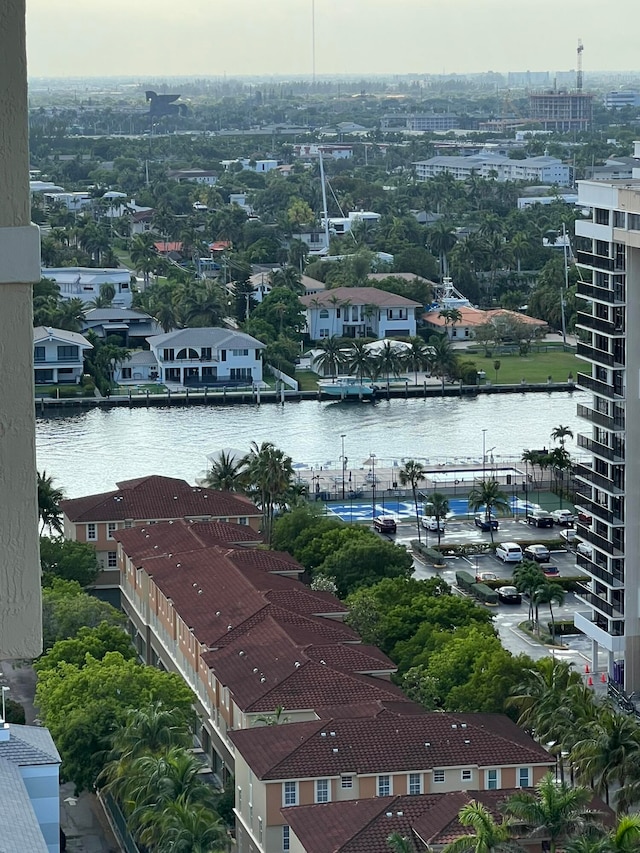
xmin=27 ymin=0 xmax=640 ymax=79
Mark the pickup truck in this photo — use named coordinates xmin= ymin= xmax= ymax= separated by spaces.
xmin=526 ymin=509 xmax=554 ymax=528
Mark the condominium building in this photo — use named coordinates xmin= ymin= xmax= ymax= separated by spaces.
xmin=413 ymin=154 xmax=570 ymax=185
xmin=574 ymin=142 xmax=640 ymax=691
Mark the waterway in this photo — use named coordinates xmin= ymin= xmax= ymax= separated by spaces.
xmin=35 ymin=391 xmax=588 ymax=498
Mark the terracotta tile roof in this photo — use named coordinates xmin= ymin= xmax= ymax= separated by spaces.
xmin=300 ymin=287 xmax=421 ymax=309
xmin=305 ymin=644 xmax=395 ymax=674
xmin=113 ymin=519 xmax=262 ymax=561
xmin=229 ymin=709 xmax=551 ymax=780
xmin=227 ymin=548 xmax=302 ymax=574
xmin=423 ymin=306 xmax=546 ymax=328
xmin=284 ymin=791 xmax=530 ymax=853
xmin=61 ymin=475 xmax=260 ymax=523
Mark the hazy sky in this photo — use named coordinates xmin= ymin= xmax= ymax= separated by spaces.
xmin=27 ymin=0 xmax=640 ymax=79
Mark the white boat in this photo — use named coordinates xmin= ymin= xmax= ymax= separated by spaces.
xmin=318 ymin=378 xmax=377 ymax=398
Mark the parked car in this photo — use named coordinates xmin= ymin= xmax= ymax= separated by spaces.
xmin=551 ymin=509 xmax=575 ymax=526
xmin=373 ymin=516 xmax=397 ymax=534
xmin=421 ymin=516 xmax=445 ymax=532
xmin=474 ymin=513 xmax=499 ymax=531
xmin=476 ymin=571 xmax=498 ymax=583
xmin=577 ymin=511 xmax=593 ymax=525
xmin=497 ymin=585 xmax=522 ymax=604
xmin=577 ymin=541 xmax=593 ymax=557
xmin=559 ymin=529 xmax=578 ymax=546
xmin=526 ymin=509 xmax=554 ymax=528
xmin=523 ymin=544 xmax=551 ymax=563
xmin=495 ymin=542 xmax=524 ymax=563
xmin=543 ymin=565 xmax=560 ymax=577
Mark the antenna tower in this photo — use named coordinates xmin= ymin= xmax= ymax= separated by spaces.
xmin=577 ymin=39 xmax=584 ymax=91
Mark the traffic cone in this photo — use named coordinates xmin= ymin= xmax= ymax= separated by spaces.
xmin=587 ymin=676 xmax=594 ymax=687
xmin=585 ymin=664 xmax=590 ymax=673
xmin=601 ymin=673 xmax=607 ymax=683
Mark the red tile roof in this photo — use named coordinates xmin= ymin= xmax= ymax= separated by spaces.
xmin=113 ymin=519 xmax=262 ymax=561
xmin=300 ymin=287 xmax=421 ymax=309
xmin=229 ymin=709 xmax=551 ymax=780
xmin=61 ymin=475 xmax=260 ymax=524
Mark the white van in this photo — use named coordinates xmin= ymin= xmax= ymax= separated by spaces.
xmin=495 ymin=542 xmax=523 ymax=563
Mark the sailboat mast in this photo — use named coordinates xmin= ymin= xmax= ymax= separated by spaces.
xmin=319 ymin=150 xmax=330 ymax=250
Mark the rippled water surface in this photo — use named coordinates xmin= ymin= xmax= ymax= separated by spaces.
xmin=36 ymin=392 xmax=588 ymax=497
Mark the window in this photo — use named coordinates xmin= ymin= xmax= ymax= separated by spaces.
xmin=34 ymin=346 xmax=45 ymax=362
xmin=315 ymin=779 xmax=329 ymax=803
xmin=57 ymin=345 xmax=79 ymax=361
xmin=319 ymin=309 xmax=329 ymax=318
xmin=518 ymin=767 xmax=530 ymax=788
xmin=162 ymin=348 xmax=175 ymax=362
xmin=107 ymin=522 xmax=117 ymax=539
xmin=87 ymin=523 xmax=97 ymax=541
xmin=336 ymin=308 xmax=341 ymax=318
xmin=408 ymin=773 xmax=422 ymax=795
xmin=230 ymin=368 xmax=252 ymax=380
xmin=319 ymin=328 xmax=330 ymax=338
xmin=461 ymin=769 xmax=472 ymax=782
xmin=232 ymin=348 xmax=249 ymax=357
xmin=283 ymin=825 xmax=290 ymax=852
xmin=124 ymin=520 xmax=133 ymax=529
xmin=238 ymin=517 xmax=248 ymax=526
xmin=433 ymin=770 xmax=445 ymax=784
xmin=176 ymin=347 xmax=199 ymax=360
xmin=341 ymin=776 xmax=353 ymax=789
xmin=107 ymin=552 xmax=117 ymax=568
xmin=486 ymin=769 xmax=499 ymax=790
xmin=283 ymin=781 xmax=298 ymax=807
xmin=121 ymin=367 xmax=132 ymax=379
xmin=201 ymin=347 xmax=212 ymax=360
xmin=377 ymin=775 xmax=391 ymax=797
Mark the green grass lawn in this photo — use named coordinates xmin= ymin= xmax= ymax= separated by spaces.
xmin=469 ymin=350 xmax=579 ymax=385
xmin=295 ymin=370 xmax=321 ymax=392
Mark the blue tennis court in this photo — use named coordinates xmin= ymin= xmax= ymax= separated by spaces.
xmin=326 ymin=497 xmax=539 ymax=523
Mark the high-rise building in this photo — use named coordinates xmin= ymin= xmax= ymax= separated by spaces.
xmin=574 ymin=141 xmax=640 ymax=692
xmin=529 ymin=90 xmax=594 ymax=131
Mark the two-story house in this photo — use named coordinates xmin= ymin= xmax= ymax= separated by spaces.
xmin=33 ymin=326 xmax=92 ymax=385
xmin=228 ymin=709 xmax=553 ymax=853
xmin=146 ymin=328 xmax=265 ymax=386
xmin=301 ymin=288 xmax=420 ymax=341
xmin=60 ymin=475 xmax=262 ymax=594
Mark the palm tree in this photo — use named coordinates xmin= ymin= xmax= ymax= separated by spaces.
xmin=404 ymin=337 xmax=432 ymax=385
xmin=505 ymin=773 xmax=600 ymax=853
xmin=376 ymin=340 xmax=405 ymax=390
xmin=253 ymin=705 xmax=289 ymax=727
xmin=509 ymin=232 xmax=530 ymax=275
xmin=314 ymin=337 xmax=345 ymax=379
xmin=533 ymin=581 xmax=565 ymax=641
xmin=572 ymin=710 xmax=640 ymax=806
xmin=429 ymin=333 xmax=458 ymax=393
xmin=467 ymin=478 xmax=510 ymax=543
xmin=37 ymin=470 xmax=65 ymax=534
xmin=242 ymin=441 xmax=295 ymax=544
xmin=399 ymin=460 xmax=427 ymax=544
xmin=507 ymin=658 xmax=583 ymax=739
xmin=441 ymin=801 xmax=516 ymax=853
xmin=346 ymin=340 xmax=375 ymax=383
xmin=387 ymin=832 xmax=414 ymax=853
xmin=427 ymin=220 xmax=458 ymax=277
xmin=512 ymin=560 xmax=545 ymax=627
xmin=439 ymin=307 xmax=463 ymax=338
xmin=426 ymin=491 xmax=449 ymax=546
xmin=551 ymin=424 xmax=574 ymax=450
xmin=153 ymin=799 xmax=228 ymax=853
xmin=606 ymin=815 xmax=640 ymax=849
xmin=203 ymin=451 xmax=247 ymax=492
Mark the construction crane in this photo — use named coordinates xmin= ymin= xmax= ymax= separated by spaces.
xmin=577 ymin=39 xmax=584 ymax=91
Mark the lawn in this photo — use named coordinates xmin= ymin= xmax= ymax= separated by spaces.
xmin=469 ymin=350 xmax=580 ymax=385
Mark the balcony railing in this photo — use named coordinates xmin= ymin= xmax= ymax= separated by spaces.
xmin=575 ymin=464 xmax=623 ymax=495
xmin=576 ymin=312 xmax=624 ymax=336
xmin=576 ymin=342 xmax=615 ymax=367
xmin=576 ymin=281 xmax=625 ymax=305
xmin=576 ymin=250 xmax=615 ymax=272
xmin=577 ymin=373 xmax=624 ymax=400
xmin=577 ymin=403 xmax=625 ymax=432
xmin=576 ymin=522 xmax=624 ymax=556
xmin=577 ymin=434 xmax=625 ymax=463
xmin=576 ymin=552 xmax=625 ymax=588
xmin=574 ymin=493 xmax=625 ymax=526
xmin=575 ymin=584 xmax=620 ymax=618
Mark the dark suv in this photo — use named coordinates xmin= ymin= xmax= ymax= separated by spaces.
xmin=474 ymin=513 xmax=499 ymax=531
xmin=374 ymin=516 xmax=397 ymax=534
xmin=526 ymin=510 xmax=554 ymax=528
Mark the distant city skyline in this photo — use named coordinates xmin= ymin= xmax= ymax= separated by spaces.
xmin=28 ymin=0 xmax=640 ymax=80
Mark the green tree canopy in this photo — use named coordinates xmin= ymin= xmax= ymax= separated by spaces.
xmin=39 ymin=536 xmax=101 ymax=588
xmin=42 ymin=578 xmax=125 ymax=651
xmin=35 ymin=623 xmax=136 ymax=673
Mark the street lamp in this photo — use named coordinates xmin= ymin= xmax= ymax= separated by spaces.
xmin=341 ymin=434 xmax=346 ymax=500
xmin=371 ymin=453 xmax=377 ymax=521
xmin=1 ymin=686 xmax=9 ymax=725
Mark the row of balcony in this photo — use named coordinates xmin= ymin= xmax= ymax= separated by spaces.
xmin=576 ymin=552 xmax=625 ymax=588
xmin=575 ymin=463 xmax=623 ymax=495
xmin=577 ymin=434 xmax=625 ymax=463
xmin=576 ymin=521 xmax=624 ymax=557
xmin=576 ymin=250 xmax=617 ymax=272
xmin=576 ymin=372 xmax=625 ymax=401
xmin=575 ymin=584 xmax=624 ymax=619
xmin=576 ymin=312 xmax=624 ymax=337
xmin=575 ymin=492 xmax=624 ymax=526
xmin=576 ymin=342 xmax=625 ymax=369
xmin=576 ymin=281 xmax=626 ymax=305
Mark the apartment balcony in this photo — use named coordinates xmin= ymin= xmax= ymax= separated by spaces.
xmin=576 ymin=522 xmax=624 ymax=557
xmin=573 ymin=611 xmax=625 ymax=654
xmin=575 ymin=463 xmax=623 ymax=495
xmin=576 ymin=312 xmax=624 ymax=337
xmin=577 ymin=373 xmax=624 ymax=400
xmin=576 ymin=403 xmax=625 ymax=432
xmin=576 ymin=553 xmax=624 ymax=588
xmin=574 ymin=492 xmax=624 ymax=526
xmin=576 ymin=281 xmax=625 ymax=305
xmin=577 ymin=434 xmax=625 ymax=463
xmin=576 ymin=250 xmax=615 ymax=272
xmin=576 ymin=342 xmax=616 ymax=368
xmin=575 ymin=584 xmax=623 ymax=619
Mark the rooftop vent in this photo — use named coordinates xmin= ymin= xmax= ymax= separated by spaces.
xmin=397 ymin=811 xmax=404 ymax=817
xmin=424 ymin=742 xmax=431 ymax=747
xmin=386 ymin=812 xmax=393 ymax=818
xmin=253 ymin=667 xmax=258 ymax=673
xmin=451 ymin=724 xmax=458 ymax=729
xmin=332 ymin=748 xmax=338 ymax=753
xmin=464 ymin=739 xmax=471 ymax=744
xmin=197 ymin=589 xmax=203 ymax=595
xmin=227 ymin=625 xmax=232 ymax=631
xmin=239 ymin=651 xmax=245 ymax=657
xmin=216 ymin=611 xmax=221 ymax=616
xmin=260 ymin=677 xmax=266 ymax=683
xmin=192 ymin=582 xmax=198 ymax=588
xmin=294 ymin=662 xmax=301 ymax=668
xmin=330 ymin=731 xmax=336 ymax=737
xmin=321 ymin=732 xmax=327 ymax=737
xmin=461 ymin=723 xmax=467 ymax=729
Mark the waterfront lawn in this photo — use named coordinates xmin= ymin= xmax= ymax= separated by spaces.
xmin=471 ymin=350 xmax=580 ymax=385
xmin=295 ymin=370 xmax=321 ymax=392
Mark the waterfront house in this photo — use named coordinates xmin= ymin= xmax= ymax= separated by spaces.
xmin=40 ymin=267 xmax=133 ymax=308
xmin=146 ymin=328 xmax=265 ymax=386
xmin=61 ymin=476 xmax=262 ymax=594
xmin=82 ymin=307 xmax=162 ymax=347
xmin=229 ymin=710 xmax=553 ymax=853
xmin=33 ymin=326 xmax=92 ymax=385
xmin=423 ymin=307 xmax=546 ymax=341
xmin=301 ymin=287 xmax=420 ymax=341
